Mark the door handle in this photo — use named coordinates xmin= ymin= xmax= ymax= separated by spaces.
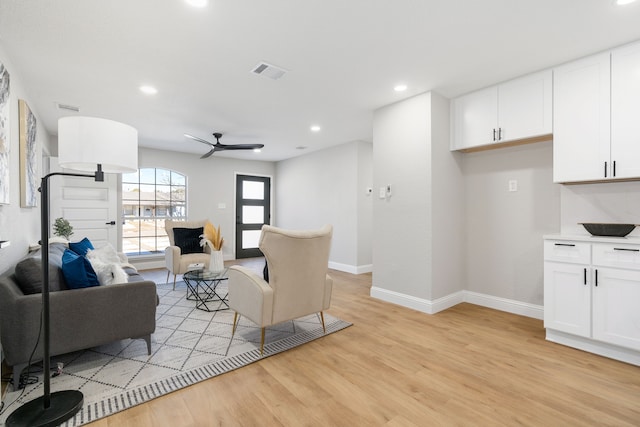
xmin=105 ymin=221 xmax=116 ymax=225
xmin=584 ymin=268 xmax=587 ymax=285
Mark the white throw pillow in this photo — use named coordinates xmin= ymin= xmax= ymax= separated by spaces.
xmin=87 ymin=244 xmax=129 ymax=285
xmin=89 ymin=259 xmax=129 ymax=285
xmin=86 ymin=244 xmax=121 ymax=264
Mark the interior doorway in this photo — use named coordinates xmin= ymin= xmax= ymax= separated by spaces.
xmin=235 ymin=174 xmax=271 ymax=258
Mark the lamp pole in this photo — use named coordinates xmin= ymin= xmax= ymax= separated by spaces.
xmin=5 ymin=169 xmax=102 ymax=426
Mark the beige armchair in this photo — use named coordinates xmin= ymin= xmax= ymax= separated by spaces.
xmin=227 ymin=224 xmax=333 ymax=354
xmin=165 ymin=219 xmax=211 ymax=289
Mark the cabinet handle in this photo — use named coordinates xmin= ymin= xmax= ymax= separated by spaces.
xmin=604 ymin=161 xmax=608 ymax=178
xmin=498 ymin=127 xmax=502 ymax=141
xmin=595 ymin=269 xmax=598 ymax=287
xmin=583 ymin=268 xmax=587 ymax=285
xmin=554 ymin=243 xmax=576 ymax=247
xmin=613 ymin=247 xmax=639 ymax=252
xmin=613 ymin=160 xmax=616 ymax=177
xmin=492 ymin=128 xmax=497 ymax=142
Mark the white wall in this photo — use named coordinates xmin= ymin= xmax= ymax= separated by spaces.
xmin=275 ymin=141 xmax=373 ymax=273
xmin=560 ymin=181 xmax=640 ymax=237
xmin=138 ymin=147 xmax=275 ymax=260
xmin=463 ymin=141 xmax=560 ymax=306
xmin=357 ymin=141 xmax=373 ymax=266
xmin=372 ymin=91 xmax=465 ymax=306
xmin=0 ymin=44 xmax=51 ymax=274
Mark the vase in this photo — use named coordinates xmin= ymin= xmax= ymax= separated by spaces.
xmin=209 ymin=250 xmax=224 ymax=273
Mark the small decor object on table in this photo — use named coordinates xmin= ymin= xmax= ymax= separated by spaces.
xmin=53 ymin=217 xmax=74 ymax=240
xmin=200 ymin=222 xmax=225 ymax=273
xmin=187 ymin=262 xmax=204 ymax=272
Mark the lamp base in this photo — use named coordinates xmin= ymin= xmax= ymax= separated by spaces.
xmin=5 ymin=390 xmax=83 ymax=427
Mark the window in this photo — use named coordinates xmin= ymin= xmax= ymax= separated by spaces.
xmin=122 ymin=168 xmax=186 ymax=256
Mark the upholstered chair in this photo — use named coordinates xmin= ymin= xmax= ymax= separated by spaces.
xmin=165 ymin=219 xmax=211 ymax=289
xmin=227 ymin=224 xmax=333 ymax=354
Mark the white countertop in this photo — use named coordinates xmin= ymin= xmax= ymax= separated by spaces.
xmin=544 ymin=234 xmax=640 ymax=244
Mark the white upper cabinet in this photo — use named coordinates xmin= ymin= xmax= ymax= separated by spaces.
xmin=451 ymin=70 xmax=552 ymax=151
xmin=451 ymin=87 xmax=498 ymax=150
xmin=554 ymin=40 xmax=640 ymax=183
xmin=611 ymin=42 xmax=640 ymax=179
xmin=553 ymin=52 xmax=611 ymax=183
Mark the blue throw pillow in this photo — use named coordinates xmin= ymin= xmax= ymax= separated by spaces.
xmin=69 ymin=237 xmax=95 ymax=257
xmin=61 ymin=249 xmax=100 ymax=289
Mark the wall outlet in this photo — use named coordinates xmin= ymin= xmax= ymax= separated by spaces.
xmin=379 ymin=187 xmax=386 ymax=199
xmin=508 ymin=180 xmax=518 ymax=192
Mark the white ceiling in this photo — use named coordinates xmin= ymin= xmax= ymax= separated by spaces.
xmin=2 ymin=0 xmax=640 ymax=162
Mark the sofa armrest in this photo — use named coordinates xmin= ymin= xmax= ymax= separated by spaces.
xmin=227 ymin=265 xmax=273 ymax=327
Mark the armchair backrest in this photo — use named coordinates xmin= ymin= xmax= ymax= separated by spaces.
xmin=165 ymin=219 xmax=208 ymax=246
xmin=259 ymin=224 xmax=333 ymax=323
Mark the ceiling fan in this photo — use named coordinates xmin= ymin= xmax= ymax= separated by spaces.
xmin=184 ymin=132 xmax=265 ymax=159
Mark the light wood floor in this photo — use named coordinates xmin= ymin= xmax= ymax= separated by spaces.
xmin=87 ymin=259 xmax=640 ymax=426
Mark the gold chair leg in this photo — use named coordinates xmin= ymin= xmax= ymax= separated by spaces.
xmin=260 ymin=327 xmax=265 ymax=355
xmin=232 ymin=312 xmax=239 ymax=335
xmin=320 ymin=311 xmax=326 ymax=334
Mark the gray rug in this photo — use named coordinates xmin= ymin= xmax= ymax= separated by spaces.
xmin=0 ymin=281 xmax=351 ymax=426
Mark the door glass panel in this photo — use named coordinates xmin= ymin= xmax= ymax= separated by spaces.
xmin=242 ymin=206 xmax=264 ymax=224
xmin=243 ymin=181 xmax=264 ymax=200
xmin=242 ymin=230 xmax=261 ymax=249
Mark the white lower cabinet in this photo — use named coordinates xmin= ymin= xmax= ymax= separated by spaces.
xmin=544 ymin=237 xmax=640 ymax=365
xmin=592 ymin=267 xmax=640 ymax=351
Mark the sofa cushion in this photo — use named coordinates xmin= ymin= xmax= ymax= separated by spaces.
xmin=61 ymin=249 xmax=100 ymax=289
xmin=69 ymin=237 xmax=95 ymax=257
xmin=173 ymin=227 xmax=204 ymax=254
xmin=14 ymin=243 xmax=69 ymax=294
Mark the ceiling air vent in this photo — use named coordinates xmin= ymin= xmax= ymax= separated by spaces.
xmin=251 ymin=62 xmax=287 ymax=80
xmin=56 ymin=102 xmax=80 ymax=112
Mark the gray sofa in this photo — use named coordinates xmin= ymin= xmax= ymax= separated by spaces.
xmin=0 ymin=244 xmax=158 ymax=388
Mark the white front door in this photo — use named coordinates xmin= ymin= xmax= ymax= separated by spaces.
xmin=49 ymin=157 xmax=119 ymax=249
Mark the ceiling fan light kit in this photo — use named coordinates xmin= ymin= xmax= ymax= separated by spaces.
xmin=184 ymin=132 xmax=265 ymax=158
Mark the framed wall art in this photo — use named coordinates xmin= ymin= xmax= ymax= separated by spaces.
xmin=0 ymin=62 xmax=10 ymax=205
xmin=19 ymin=99 xmax=37 ymax=207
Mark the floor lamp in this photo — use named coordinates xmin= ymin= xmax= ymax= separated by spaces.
xmin=6 ymin=116 xmax=138 ymax=427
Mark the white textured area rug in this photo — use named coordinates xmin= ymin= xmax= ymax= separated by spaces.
xmin=0 ymin=281 xmax=351 ymax=426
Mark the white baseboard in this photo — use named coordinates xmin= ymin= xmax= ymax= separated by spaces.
xmin=370 ymin=288 xmax=543 ymax=319
xmin=329 ymin=262 xmax=373 ymax=275
xmin=464 ymin=291 xmax=543 ymax=320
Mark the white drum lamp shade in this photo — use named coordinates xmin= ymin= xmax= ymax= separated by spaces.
xmin=58 ymin=116 xmax=138 ymax=173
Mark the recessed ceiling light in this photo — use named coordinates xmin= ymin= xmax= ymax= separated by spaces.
xmin=394 ymin=84 xmax=408 ymax=92
xmin=616 ymin=0 xmax=636 ymax=4
xmin=253 ymin=148 xmax=262 ymax=153
xmin=296 ymin=146 xmax=308 ymax=150
xmin=139 ymin=85 xmax=158 ymax=95
xmin=185 ymin=0 xmax=208 ymax=7
xmin=310 ymin=125 xmax=321 ymax=132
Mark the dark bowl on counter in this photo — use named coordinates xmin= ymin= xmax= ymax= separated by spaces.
xmin=580 ymin=223 xmax=637 ymax=237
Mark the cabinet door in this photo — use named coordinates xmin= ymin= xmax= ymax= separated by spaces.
xmin=592 ymin=267 xmax=640 ymax=351
xmin=553 ymin=52 xmax=611 ymax=183
xmin=498 ymin=70 xmax=552 ymax=142
xmin=544 ymin=262 xmax=591 ymax=337
xmin=611 ymin=41 xmax=640 ymax=179
xmin=450 ymin=87 xmax=498 ymax=150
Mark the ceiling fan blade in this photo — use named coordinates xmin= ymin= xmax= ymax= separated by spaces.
xmin=200 ymin=148 xmax=216 ymax=159
xmin=216 ymin=143 xmax=265 ymax=151
xmin=184 ymin=133 xmax=214 ymax=146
